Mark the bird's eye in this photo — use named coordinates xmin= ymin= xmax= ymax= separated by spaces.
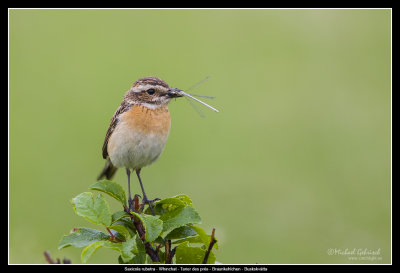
xmin=147 ymin=88 xmax=155 ymax=95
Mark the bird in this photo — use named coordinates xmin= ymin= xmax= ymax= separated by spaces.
xmin=97 ymin=76 xmax=184 ymax=214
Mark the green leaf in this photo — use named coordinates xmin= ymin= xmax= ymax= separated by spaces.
xmin=173 ymin=194 xmax=193 ymax=207
xmin=108 ymin=223 xmax=132 ymax=240
xmin=191 ymin=226 xmax=218 ymax=249
xmin=145 ymin=195 xmax=194 ymax=215
xmin=206 ymin=251 xmax=217 ymax=264
xmin=175 ymin=242 xmax=216 ymax=264
xmin=111 ymin=211 xmax=130 ymax=223
xmin=81 ymin=237 xmax=138 ymax=264
xmin=165 ymin=225 xmax=197 ymax=241
xmin=58 ymin=227 xmax=110 ymax=249
xmin=160 ymin=206 xmax=202 ymax=233
xmin=156 ymin=197 xmax=186 ymax=207
xmin=81 ymin=241 xmax=106 ymax=264
xmin=146 ymin=197 xmax=185 ymax=215
xmin=89 ymin=180 xmax=127 ymax=206
xmin=119 ymin=237 xmax=146 ymax=264
xmin=154 ymin=236 xmax=165 ymax=245
xmin=173 ymin=234 xmax=206 ymax=245
xmin=132 ymin=236 xmax=147 ymax=264
xmin=130 ymin=211 xmax=163 ymax=242
xmin=167 ymin=225 xmax=218 ymax=249
xmin=71 ymin=192 xmax=112 ymax=226
xmin=120 ymin=236 xmax=138 ymax=262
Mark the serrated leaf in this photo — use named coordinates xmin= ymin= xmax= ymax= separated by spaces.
xmin=160 ymin=206 xmax=201 ymax=233
xmin=71 ymin=192 xmax=112 ymax=226
xmin=58 ymin=227 xmax=110 ymax=250
xmin=81 ymin=237 xmax=137 ymax=264
xmin=130 ymin=211 xmax=163 ymax=242
xmin=175 ymin=241 xmax=215 ymax=264
xmin=89 ymin=180 xmax=127 ymax=206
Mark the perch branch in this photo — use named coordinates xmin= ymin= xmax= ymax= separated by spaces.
xmin=202 ymin=228 xmax=217 ymax=264
xmin=124 ymin=195 xmax=160 ymax=263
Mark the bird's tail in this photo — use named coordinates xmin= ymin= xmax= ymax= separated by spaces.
xmin=97 ymin=158 xmax=118 ymax=180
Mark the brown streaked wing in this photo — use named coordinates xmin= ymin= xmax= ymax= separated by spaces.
xmin=102 ymin=101 xmax=132 ymax=159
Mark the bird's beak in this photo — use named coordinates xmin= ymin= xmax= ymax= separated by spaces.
xmin=167 ymin=88 xmax=184 ymax=98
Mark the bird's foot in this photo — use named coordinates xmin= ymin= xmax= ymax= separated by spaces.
xmin=140 ymin=197 xmax=161 ymax=216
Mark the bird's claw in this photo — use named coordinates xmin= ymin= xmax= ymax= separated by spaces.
xmin=140 ymin=197 xmax=160 ymax=215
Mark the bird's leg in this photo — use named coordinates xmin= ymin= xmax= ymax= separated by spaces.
xmin=126 ymin=168 xmax=133 ymax=211
xmin=135 ymin=169 xmax=156 ymax=215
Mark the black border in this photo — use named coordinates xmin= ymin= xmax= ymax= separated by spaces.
xmin=4 ymin=264 xmax=395 ymax=272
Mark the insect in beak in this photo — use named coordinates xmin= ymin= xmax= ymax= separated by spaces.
xmin=167 ymin=88 xmax=184 ymax=98
xmin=180 ymin=91 xmax=219 ymax=113
xmin=169 ymin=77 xmax=220 ymax=113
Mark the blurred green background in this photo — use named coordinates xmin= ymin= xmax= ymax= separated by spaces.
xmin=9 ymin=9 xmax=391 ymax=264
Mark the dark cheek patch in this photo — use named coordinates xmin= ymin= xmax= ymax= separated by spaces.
xmin=138 ymin=92 xmax=164 ymax=104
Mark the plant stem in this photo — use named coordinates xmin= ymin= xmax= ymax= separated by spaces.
xmin=44 ymin=251 xmax=56 ymax=264
xmin=202 ymin=228 xmax=217 ymax=264
xmin=43 ymin=251 xmax=71 ymax=264
xmin=124 ymin=207 xmax=160 ymax=263
xmin=165 ymin=240 xmax=177 ymax=264
xmin=106 ymin=227 xmax=123 ymax=242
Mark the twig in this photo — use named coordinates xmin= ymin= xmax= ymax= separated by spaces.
xmin=165 ymin=240 xmax=177 ymax=264
xmin=106 ymin=227 xmax=123 ymax=242
xmin=202 ymin=228 xmax=217 ymax=264
xmin=124 ymin=206 xmax=160 ymax=263
xmin=44 ymin=251 xmax=71 ymax=264
xmin=106 ymin=227 xmax=116 ymax=240
xmin=170 ymin=246 xmax=177 ymax=262
xmin=165 ymin=240 xmax=172 ymax=264
xmin=44 ymin=251 xmax=56 ymax=264
xmin=165 ymin=240 xmax=170 ymax=263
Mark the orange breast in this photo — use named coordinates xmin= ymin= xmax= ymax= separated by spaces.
xmin=120 ymin=104 xmax=171 ymax=136
xmin=107 ymin=104 xmax=172 ymax=169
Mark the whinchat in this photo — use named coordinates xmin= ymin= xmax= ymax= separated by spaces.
xmin=98 ymin=76 xmax=218 ymax=214
xmin=98 ymin=77 xmax=187 ymax=215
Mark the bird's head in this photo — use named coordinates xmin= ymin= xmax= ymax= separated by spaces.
xmin=125 ymin=76 xmax=183 ymax=108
